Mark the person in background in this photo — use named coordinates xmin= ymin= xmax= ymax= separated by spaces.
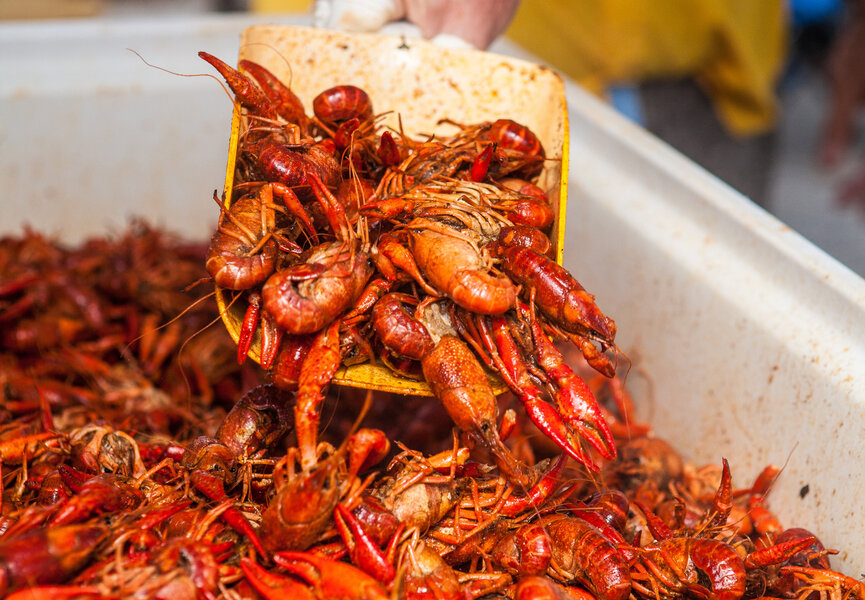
xmin=269 ymin=0 xmax=864 ymax=213
xmin=819 ymin=0 xmax=865 ymax=215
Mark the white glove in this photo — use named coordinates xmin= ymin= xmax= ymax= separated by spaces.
xmin=313 ymin=0 xmax=406 ymax=33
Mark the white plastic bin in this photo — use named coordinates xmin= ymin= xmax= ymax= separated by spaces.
xmin=2 ymin=15 xmax=864 ymax=574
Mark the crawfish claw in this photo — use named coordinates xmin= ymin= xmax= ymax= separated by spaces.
xmin=240 ymin=558 xmax=315 ymax=600
xmin=272 ymin=551 xmax=389 ymax=600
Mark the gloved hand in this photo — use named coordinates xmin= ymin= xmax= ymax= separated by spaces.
xmin=313 ymin=0 xmax=520 ymax=49
xmin=313 ymin=0 xmax=407 ymax=38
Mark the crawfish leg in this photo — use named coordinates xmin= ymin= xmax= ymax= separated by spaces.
xmin=189 ymin=469 xmax=268 ymax=559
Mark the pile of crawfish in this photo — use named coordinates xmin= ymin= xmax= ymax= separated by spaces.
xmin=0 ymin=52 xmax=862 ymax=600
xmin=199 ymin=50 xmax=617 ymax=484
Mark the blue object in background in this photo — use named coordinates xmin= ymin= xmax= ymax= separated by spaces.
xmin=608 ymin=84 xmax=645 ymax=126
xmin=791 ymin=0 xmax=842 ymax=25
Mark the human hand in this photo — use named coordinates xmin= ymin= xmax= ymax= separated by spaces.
xmin=314 ymin=0 xmax=520 ymax=49
xmin=402 ymin=0 xmax=520 ymax=49
xmin=819 ymin=7 xmax=865 ymax=167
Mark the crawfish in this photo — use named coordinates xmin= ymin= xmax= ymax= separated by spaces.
xmin=245 ymin=550 xmax=389 ymax=600
xmin=260 ymin=413 xmax=388 ymax=552
xmin=259 ymin=447 xmax=341 ymax=553
xmin=442 ymin=118 xmax=547 ymax=180
xmin=409 ymin=220 xmax=516 ymax=315
xmin=540 ymin=514 xmax=632 ymax=600
xmin=514 ymin=575 xmax=600 ymax=600
xmin=632 ymin=536 xmax=746 ymax=600
xmin=0 ymin=523 xmax=107 ymax=596
xmin=238 ymin=58 xmax=308 ymax=128
xmin=768 ymin=527 xmax=833 ymax=597
xmin=368 ymin=445 xmax=470 ymax=537
xmin=400 ymin=538 xmax=465 ymax=600
xmin=68 ymin=423 xmax=146 ymax=477
xmin=251 ymin=137 xmax=342 ymax=192
xmin=182 ymin=383 xmax=292 ymax=497
xmin=313 ymin=85 xmax=374 ymax=129
xmin=605 ymin=436 xmax=684 ymax=497
xmin=390 ymin=140 xmax=476 ymax=189
xmin=262 ymin=240 xmax=373 ymax=334
xmin=457 ymin=309 xmax=616 ymax=471
xmin=483 ymin=118 xmax=547 ymax=180
xmin=491 ymin=522 xmax=554 ymax=577
xmin=268 ymin=333 xmax=316 ymax=390
xmin=421 ymin=335 xmax=535 ymax=488
xmin=497 ymin=224 xmax=554 ymax=257
xmin=486 ymin=119 xmax=545 ymax=157
xmin=199 ymin=51 xmax=279 ymax=121
xmin=491 ymin=244 xmax=616 ymax=349
xmin=292 ymin=320 xmax=343 ymax=470
xmin=200 ymin=51 xmax=340 ymax=191
xmin=84 ymin=535 xmax=225 ymax=600
xmin=49 ymin=468 xmax=144 ymax=526
xmin=261 ymin=173 xmax=373 ymax=336
xmin=371 ymin=292 xmax=434 ymax=361
xmin=205 ymin=188 xmax=278 ymax=291
xmin=214 ymin=383 xmax=293 ymax=459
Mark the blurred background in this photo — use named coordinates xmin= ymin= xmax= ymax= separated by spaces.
xmin=2 ymin=0 xmax=865 ymax=277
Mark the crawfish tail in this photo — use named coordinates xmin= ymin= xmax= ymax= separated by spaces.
xmin=496 ymin=245 xmax=615 ymax=343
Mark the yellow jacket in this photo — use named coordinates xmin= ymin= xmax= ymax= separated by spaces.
xmin=506 ymin=0 xmax=788 ymax=137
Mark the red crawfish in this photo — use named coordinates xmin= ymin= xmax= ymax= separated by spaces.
xmin=199 ymin=51 xmax=341 ymax=191
xmin=497 ymin=224 xmax=555 ymax=258
xmin=237 ymin=58 xmax=307 ymax=127
xmin=538 ymin=513 xmax=632 ymax=600
xmin=631 ymin=536 xmax=746 ymax=600
xmin=400 ymin=538 xmax=465 ymax=600
xmin=48 ymin=467 xmax=144 ymax=526
xmin=260 ymin=173 xmax=373 ymax=337
xmin=421 ymin=335 xmax=536 ymax=488
xmin=242 ymin=550 xmax=388 ymax=600
xmin=259 ymin=424 xmax=389 ymax=553
xmin=261 ymin=240 xmax=373 ymax=335
xmin=768 ymin=527 xmax=833 ymax=597
xmin=450 ymin=305 xmax=615 ymax=472
xmin=486 ymin=119 xmax=546 ymax=159
xmin=440 ymin=118 xmax=547 ymax=180
xmin=422 ymin=457 xmax=567 ymax=568
xmin=514 ymin=575 xmax=600 ymax=600
xmin=0 ymin=524 xmax=107 ymax=596
xmin=313 ymin=85 xmax=374 ymax=128
xmin=371 ymin=292 xmax=434 ymax=361
xmin=490 ymin=244 xmax=616 ymax=351
xmin=408 ymin=221 xmax=517 ymax=315
xmin=205 ymin=188 xmax=278 ymax=291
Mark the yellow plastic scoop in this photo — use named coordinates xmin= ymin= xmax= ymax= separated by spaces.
xmin=214 ymin=25 xmax=568 ymax=396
